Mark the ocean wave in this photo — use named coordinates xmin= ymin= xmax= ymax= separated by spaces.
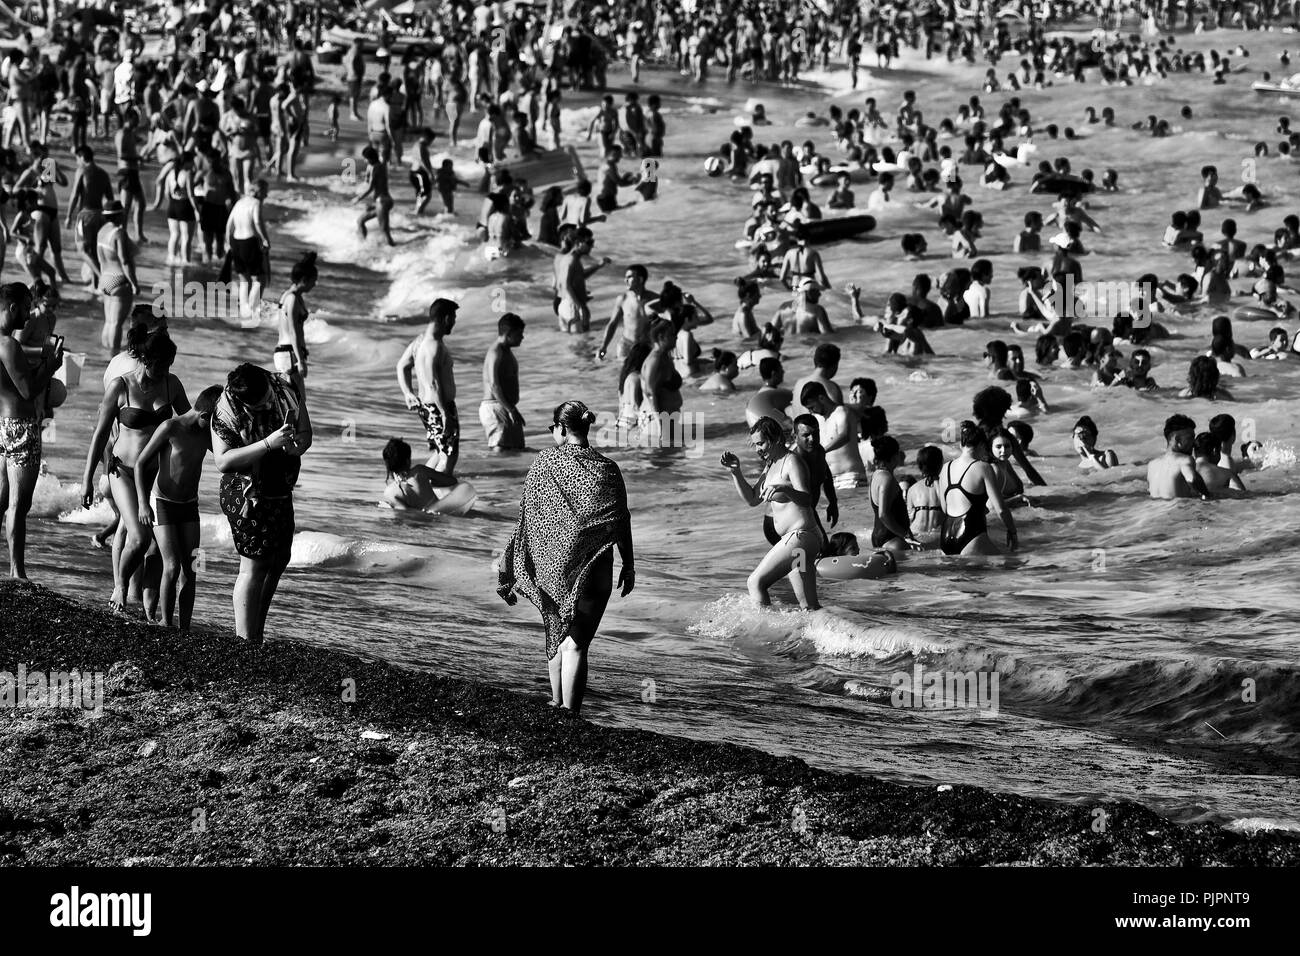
xmin=1224 ymin=816 xmax=1300 ymax=835
xmin=689 ymin=594 xmax=947 ymax=660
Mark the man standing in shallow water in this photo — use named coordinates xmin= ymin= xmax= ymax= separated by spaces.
xmin=480 ymin=313 xmax=525 ymax=452
xmin=0 ymin=282 xmax=61 ymax=580
xmin=1147 ymin=413 xmax=1213 ymax=500
xmin=398 ymin=298 xmax=460 ymax=478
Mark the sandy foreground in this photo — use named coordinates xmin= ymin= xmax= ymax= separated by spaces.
xmin=0 ymin=580 xmax=1295 ymax=866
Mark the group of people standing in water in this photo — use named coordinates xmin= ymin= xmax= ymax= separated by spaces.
xmin=4 ymin=0 xmax=1297 ymax=723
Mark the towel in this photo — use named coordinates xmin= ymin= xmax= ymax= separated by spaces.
xmin=498 ymin=443 xmax=631 ymax=658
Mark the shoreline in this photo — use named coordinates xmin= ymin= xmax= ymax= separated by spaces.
xmin=1 ymin=579 xmax=1296 ymax=866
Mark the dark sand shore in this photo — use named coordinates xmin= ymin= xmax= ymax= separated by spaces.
xmin=1 ymin=581 xmax=1297 ymax=866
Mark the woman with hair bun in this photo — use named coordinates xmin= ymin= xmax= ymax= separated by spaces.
xmin=497 ymin=400 xmax=635 ymax=714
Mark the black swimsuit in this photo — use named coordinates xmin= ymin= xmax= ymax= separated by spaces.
xmin=871 ymin=478 xmax=911 ymax=548
xmin=940 ymin=461 xmax=988 ymax=555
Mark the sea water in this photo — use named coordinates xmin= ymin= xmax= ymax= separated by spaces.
xmin=25 ymin=32 xmax=1300 ymax=828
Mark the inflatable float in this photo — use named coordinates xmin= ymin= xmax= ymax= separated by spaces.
xmin=428 ymin=481 xmax=477 ymax=516
xmin=817 ymin=549 xmax=897 ymax=581
xmin=496 ymin=146 xmax=587 ymax=189
xmin=1253 ymin=79 xmax=1300 ymax=96
xmin=1232 ymin=303 xmax=1286 ymax=322
xmin=1033 ymin=173 xmax=1095 ymax=196
xmin=790 ymin=214 xmax=876 ymax=244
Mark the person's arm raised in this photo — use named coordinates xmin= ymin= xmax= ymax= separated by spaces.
xmin=211 ymin=421 xmax=296 ymax=473
xmin=721 ymin=451 xmax=761 ymax=506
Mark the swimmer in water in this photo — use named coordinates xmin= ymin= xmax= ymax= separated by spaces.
xmin=940 ymin=421 xmax=1018 ymax=555
xmin=380 ymin=437 xmax=458 ymax=511
xmin=745 ymin=357 xmax=793 ymax=429
xmin=699 ymin=349 xmax=739 ymax=393
xmin=1072 ymin=415 xmax=1120 ymax=469
xmin=989 ymin=432 xmax=1026 ymax=506
xmin=1111 ymin=348 xmax=1158 ymax=391
xmin=1147 ymin=413 xmax=1213 ymax=500
xmin=721 ymin=416 xmax=822 ymax=611
xmin=851 ymin=290 xmax=935 ymax=356
xmin=1250 ymin=326 xmax=1291 ymax=360
xmin=800 ymin=382 xmax=867 ymax=491
xmin=867 ymin=435 xmax=920 ymax=551
xmin=731 ymin=277 xmax=762 ymax=338
xmin=772 ymin=278 xmax=834 ymax=335
xmin=1192 ymin=431 xmax=1246 ymax=493
xmin=906 ymin=444 xmax=945 ymax=550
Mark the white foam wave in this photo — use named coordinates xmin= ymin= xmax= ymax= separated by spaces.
xmin=689 ymin=593 xmax=946 ymax=660
xmin=1224 ymin=816 xmax=1300 ymax=835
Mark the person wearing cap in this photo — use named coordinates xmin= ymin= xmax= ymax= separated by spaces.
xmin=397 ymin=298 xmax=460 ymax=477
xmin=773 ymin=277 xmax=833 ymax=337
xmin=94 ymin=200 xmax=138 ymax=353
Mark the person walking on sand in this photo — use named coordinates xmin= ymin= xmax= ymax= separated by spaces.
xmin=135 ymin=385 xmax=222 ymax=632
xmin=497 ymin=400 xmax=635 ymax=715
xmin=0 ymin=282 xmax=62 ymax=581
xmin=211 ymin=364 xmax=312 ymax=644
xmin=480 ymin=312 xmax=526 ymax=452
xmin=397 ymin=298 xmax=460 ymax=477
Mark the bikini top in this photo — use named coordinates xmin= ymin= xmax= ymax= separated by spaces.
xmin=117 ymin=375 xmax=173 ymax=431
xmin=944 ymin=460 xmax=987 ymax=513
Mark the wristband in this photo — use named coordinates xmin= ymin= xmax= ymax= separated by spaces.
xmin=263 ymin=438 xmax=272 ymax=451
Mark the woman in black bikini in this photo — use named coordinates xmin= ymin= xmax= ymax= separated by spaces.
xmin=940 ymin=421 xmax=1017 ymax=556
xmin=81 ymin=328 xmax=190 ymax=616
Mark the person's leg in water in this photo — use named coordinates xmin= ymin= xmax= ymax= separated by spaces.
xmin=233 ymin=555 xmax=268 ymax=641
xmin=559 ymin=549 xmax=614 ymax=713
xmin=378 ymin=197 xmax=395 ymax=245
xmin=141 ymin=538 xmax=162 ymax=622
xmin=102 ymin=291 xmax=130 ymax=351
xmin=747 ymin=529 xmax=821 ymax=610
xmin=109 ymin=471 xmax=150 ymax=613
xmin=253 ymin=547 xmax=292 ymax=642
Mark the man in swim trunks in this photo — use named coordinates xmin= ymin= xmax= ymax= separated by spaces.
xmin=1147 ymin=413 xmax=1213 ymax=500
xmin=135 ymin=384 xmax=221 ymax=631
xmin=398 ymin=298 xmax=460 ymax=477
xmin=480 ymin=312 xmax=526 ymax=451
xmin=365 ymin=83 xmax=393 ymax=165
xmin=0 ymin=281 xmax=59 ymax=579
xmin=226 ymin=179 xmax=270 ymax=320
xmin=800 ymin=381 xmax=867 ymax=490
xmin=554 ymin=227 xmax=610 ymax=333
xmin=598 ymin=263 xmax=652 ymax=361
